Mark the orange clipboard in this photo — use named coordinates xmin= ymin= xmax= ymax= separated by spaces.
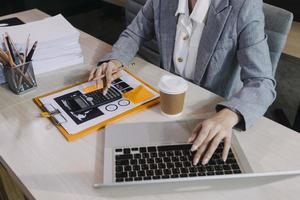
xmin=33 ymin=70 xmax=160 ymax=142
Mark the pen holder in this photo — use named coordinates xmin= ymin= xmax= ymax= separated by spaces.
xmin=4 ymin=61 xmax=37 ymax=94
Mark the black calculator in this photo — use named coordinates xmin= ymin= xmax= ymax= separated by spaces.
xmin=66 ymin=87 xmax=122 ymax=114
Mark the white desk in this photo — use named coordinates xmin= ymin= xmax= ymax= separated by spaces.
xmin=1 ymin=9 xmax=300 ymax=200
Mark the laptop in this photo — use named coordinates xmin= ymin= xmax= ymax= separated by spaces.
xmin=94 ymin=120 xmax=300 ymax=187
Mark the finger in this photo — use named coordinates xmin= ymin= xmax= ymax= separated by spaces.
xmin=202 ymin=132 xmax=224 ymax=165
xmin=96 ymin=64 xmax=104 ymax=79
xmin=96 ymin=79 xmax=104 ymax=90
xmin=191 ymin=124 xmax=210 ymax=151
xmin=188 ymin=122 xmax=202 ymax=143
xmin=193 ymin=143 xmax=208 ymax=165
xmin=88 ymin=67 xmax=96 ymax=81
xmin=188 ymin=132 xmax=198 ymax=143
xmin=111 ymin=71 xmax=121 ymax=82
xmin=222 ymin=135 xmax=232 ymax=162
xmin=106 ymin=63 xmax=113 ymax=88
xmin=96 ymin=67 xmax=104 ymax=90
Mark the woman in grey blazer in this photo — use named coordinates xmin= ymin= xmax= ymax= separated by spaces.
xmin=89 ymin=0 xmax=276 ymax=165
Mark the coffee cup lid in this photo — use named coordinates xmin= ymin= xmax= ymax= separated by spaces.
xmin=158 ymin=75 xmax=188 ymax=95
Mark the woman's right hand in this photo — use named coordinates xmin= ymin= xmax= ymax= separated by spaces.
xmin=88 ymin=59 xmax=122 ymax=95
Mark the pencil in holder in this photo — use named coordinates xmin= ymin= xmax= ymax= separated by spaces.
xmin=4 ymin=61 xmax=37 ymax=94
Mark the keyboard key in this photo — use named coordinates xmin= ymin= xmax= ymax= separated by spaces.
xmin=116 ymin=172 xmax=127 ymax=178
xmin=129 ymin=171 xmax=137 ymax=177
xmin=166 ymin=162 xmax=174 ymax=168
xmin=158 ymin=163 xmax=166 ymax=169
xmin=124 ymin=166 xmax=132 ymax=171
xmin=180 ymin=168 xmax=188 ymax=174
xmin=137 ymin=171 xmax=145 ymax=177
xmin=163 ymin=169 xmax=172 ymax=175
xmin=116 ymin=160 xmax=129 ymax=165
xmin=116 ymin=178 xmax=124 ymax=182
xmin=153 ymin=176 xmax=161 ymax=180
xmin=139 ymin=159 xmax=146 ymax=165
xmin=115 ymin=149 xmax=122 ymax=153
xmin=147 ymin=158 xmax=155 ymax=164
xmin=162 ymin=175 xmax=170 ymax=179
xmin=123 ymin=148 xmax=130 ymax=154
xmin=180 ymin=174 xmax=188 ymax=178
xmin=130 ymin=159 xmax=138 ymax=165
xmin=216 ymin=171 xmax=224 ymax=175
xmin=150 ymin=152 xmax=158 ymax=158
xmin=155 ymin=169 xmax=163 ymax=176
xmin=133 ymin=165 xmax=140 ymax=171
xmin=197 ymin=172 xmax=206 ymax=176
xmin=172 ymin=168 xmax=180 ymax=174
xmin=146 ymin=170 xmax=154 ymax=176
xmin=233 ymin=169 xmax=242 ymax=174
xmin=175 ymin=162 xmax=183 ymax=168
xmin=171 ymin=174 xmax=179 ymax=178
xmin=158 ymin=152 xmax=165 ymax=157
xmin=134 ymin=177 xmax=143 ymax=181
xmin=131 ymin=147 xmax=139 ymax=151
xmin=155 ymin=158 xmax=163 ymax=163
xmin=143 ymin=176 xmax=152 ymax=180
xmin=142 ymin=153 xmax=150 ymax=159
xmin=116 ymin=154 xmax=133 ymax=160
xmin=167 ymin=151 xmax=174 ymax=157
xmin=125 ymin=177 xmax=133 ymax=182
xmin=189 ymin=173 xmax=197 ymax=177
xmin=158 ymin=144 xmax=192 ymax=151
xmin=150 ymin=163 xmax=158 ymax=170
xmin=206 ymin=171 xmax=215 ymax=176
xmin=231 ymin=164 xmax=240 ymax=170
xmin=140 ymin=147 xmax=147 ymax=153
xmin=141 ymin=164 xmax=149 ymax=170
xmin=134 ymin=154 xmax=142 ymax=159
xmin=172 ymin=157 xmax=179 ymax=162
xmin=147 ymin=146 xmax=157 ymax=152
xmin=116 ymin=166 xmax=123 ymax=172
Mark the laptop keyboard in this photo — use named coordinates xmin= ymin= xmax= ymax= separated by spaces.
xmin=114 ymin=143 xmax=242 ymax=183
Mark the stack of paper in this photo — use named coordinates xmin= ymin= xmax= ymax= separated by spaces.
xmin=0 ymin=14 xmax=83 ymax=75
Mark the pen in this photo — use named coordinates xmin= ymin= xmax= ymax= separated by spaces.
xmin=92 ymin=65 xmax=124 ymax=81
xmin=24 ymin=34 xmax=30 ymax=63
xmin=6 ymin=33 xmax=22 ymax=65
xmin=17 ymin=34 xmax=32 ymax=89
xmin=26 ymin=41 xmax=37 ymax=62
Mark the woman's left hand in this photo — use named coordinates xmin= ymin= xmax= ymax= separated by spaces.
xmin=188 ymin=108 xmax=241 ymax=165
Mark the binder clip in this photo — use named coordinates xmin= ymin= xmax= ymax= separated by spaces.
xmin=41 ymin=104 xmax=67 ymax=125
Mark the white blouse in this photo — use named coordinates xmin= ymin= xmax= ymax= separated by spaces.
xmin=173 ymin=0 xmax=211 ymax=80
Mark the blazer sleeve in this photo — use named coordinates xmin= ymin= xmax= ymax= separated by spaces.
xmin=98 ymin=0 xmax=155 ymax=65
xmin=216 ymin=0 xmax=276 ymax=130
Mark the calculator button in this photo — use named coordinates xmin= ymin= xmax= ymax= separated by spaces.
xmin=86 ymin=97 xmax=93 ymax=102
xmin=118 ymin=100 xmax=130 ymax=106
xmin=105 ymin=104 xmax=118 ymax=112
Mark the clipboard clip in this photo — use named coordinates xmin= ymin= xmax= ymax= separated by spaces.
xmin=40 ymin=104 xmax=67 ymax=125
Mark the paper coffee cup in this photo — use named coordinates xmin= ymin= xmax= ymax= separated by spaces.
xmin=158 ymin=75 xmax=188 ymax=117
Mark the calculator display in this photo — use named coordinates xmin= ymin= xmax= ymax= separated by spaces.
xmin=68 ymin=97 xmax=89 ymax=112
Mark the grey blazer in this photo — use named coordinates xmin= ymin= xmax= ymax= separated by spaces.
xmin=100 ymin=0 xmax=276 ymax=130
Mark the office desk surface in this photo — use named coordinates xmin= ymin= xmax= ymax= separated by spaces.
xmin=1 ymin=9 xmax=300 ymax=200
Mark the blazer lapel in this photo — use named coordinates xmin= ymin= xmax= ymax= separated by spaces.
xmin=193 ymin=0 xmax=232 ymax=84
xmin=160 ymin=0 xmax=178 ymax=72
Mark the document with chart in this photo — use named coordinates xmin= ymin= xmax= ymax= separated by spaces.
xmin=34 ymin=70 xmax=160 ymax=141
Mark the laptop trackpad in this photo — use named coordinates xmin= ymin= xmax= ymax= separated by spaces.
xmin=105 ymin=120 xmax=200 ymax=148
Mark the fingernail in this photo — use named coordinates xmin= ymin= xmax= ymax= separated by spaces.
xmin=191 ymin=145 xmax=197 ymax=151
xmin=193 ymin=159 xmax=199 ymax=166
xmin=202 ymin=158 xmax=208 ymax=165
